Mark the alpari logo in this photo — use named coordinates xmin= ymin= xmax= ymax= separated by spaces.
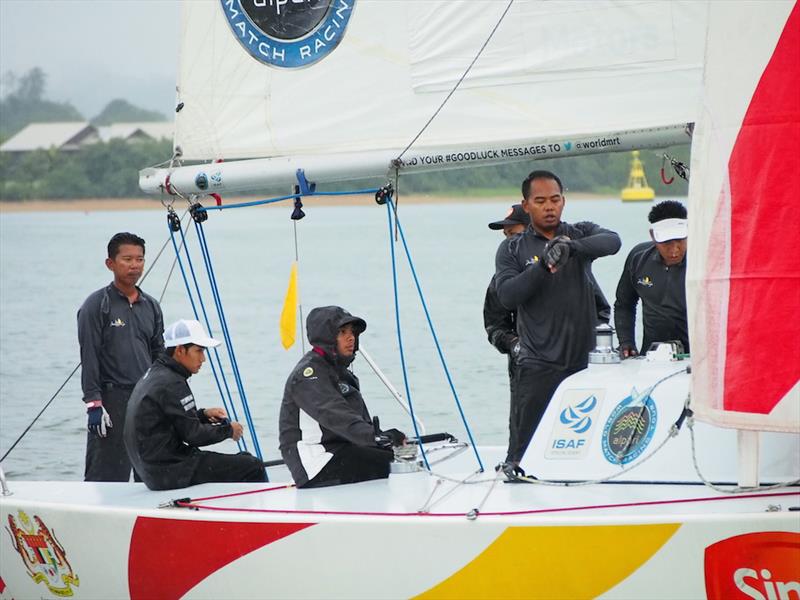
xmin=704 ymin=532 xmax=800 ymax=600
xmin=221 ymin=0 xmax=355 ymax=68
xmin=601 ymin=387 xmax=657 ymax=465
xmin=559 ymin=394 xmax=597 ymax=434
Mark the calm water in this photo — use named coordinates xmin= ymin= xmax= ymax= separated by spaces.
xmin=0 ymin=197 xmax=663 ymax=479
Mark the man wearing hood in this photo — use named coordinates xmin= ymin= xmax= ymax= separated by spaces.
xmin=279 ymin=306 xmax=406 ymax=488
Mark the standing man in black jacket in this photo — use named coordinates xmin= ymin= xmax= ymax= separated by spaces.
xmin=614 ymin=200 xmax=689 ymax=357
xmin=78 ymin=232 xmax=164 ymax=482
xmin=124 ymin=319 xmax=266 ymax=490
xmin=484 ymin=204 xmax=529 ymax=460
xmin=280 ymin=306 xmax=406 ymax=488
xmin=494 ymin=171 xmax=621 ymax=471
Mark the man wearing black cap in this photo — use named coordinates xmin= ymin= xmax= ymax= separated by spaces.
xmin=494 ymin=170 xmax=621 ymax=473
xmin=279 ymin=306 xmax=406 ymax=488
xmin=484 ymin=204 xmax=529 ymax=460
xmin=614 ymin=200 xmax=689 ymax=357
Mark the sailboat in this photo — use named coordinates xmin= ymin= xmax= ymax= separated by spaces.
xmin=2 ymin=1 xmax=798 ymax=598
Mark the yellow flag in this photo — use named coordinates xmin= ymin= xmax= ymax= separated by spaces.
xmin=279 ymin=262 xmax=299 ymax=350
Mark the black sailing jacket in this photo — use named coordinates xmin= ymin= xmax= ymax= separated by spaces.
xmin=279 ymin=306 xmax=377 ymax=487
xmin=124 ymin=354 xmax=233 ymax=490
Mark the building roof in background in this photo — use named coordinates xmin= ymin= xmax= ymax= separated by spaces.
xmin=1 ymin=120 xmax=173 ymax=152
xmin=97 ymin=122 xmax=173 ymax=142
xmin=0 ymin=122 xmax=99 ymax=152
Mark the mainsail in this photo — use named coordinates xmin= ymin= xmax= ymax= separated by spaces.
xmin=142 ymin=1 xmax=709 ymax=193
xmin=687 ymin=1 xmax=800 ymax=433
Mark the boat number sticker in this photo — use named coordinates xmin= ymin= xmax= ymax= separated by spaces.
xmin=546 ymin=389 xmax=604 ymax=460
xmin=601 ymin=387 xmax=657 ymax=465
xmin=220 ymin=0 xmax=356 ymax=69
xmin=6 ymin=510 xmax=80 ymax=596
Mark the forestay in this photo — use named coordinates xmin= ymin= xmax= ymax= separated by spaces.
xmin=687 ymin=1 xmax=800 ymax=433
xmin=174 ymin=0 xmax=707 ymax=162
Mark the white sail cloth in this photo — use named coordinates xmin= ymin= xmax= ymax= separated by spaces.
xmin=174 ymin=0 xmax=707 ymax=161
xmin=687 ymin=1 xmax=800 ymax=433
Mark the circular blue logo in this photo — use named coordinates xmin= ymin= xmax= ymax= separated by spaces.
xmin=195 ymin=172 xmax=209 ymax=191
xmin=601 ymin=390 xmax=658 ymax=465
xmin=220 ymin=0 xmax=355 ymax=69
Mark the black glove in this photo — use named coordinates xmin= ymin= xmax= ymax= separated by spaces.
xmin=619 ymin=343 xmax=639 ymax=359
xmin=382 ymin=428 xmax=407 ymax=446
xmin=87 ymin=406 xmax=112 ymax=438
xmin=375 ymin=435 xmax=394 ymax=450
xmin=543 ymin=235 xmax=572 ymax=271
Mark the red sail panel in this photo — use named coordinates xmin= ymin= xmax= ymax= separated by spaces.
xmin=725 ymin=2 xmax=800 ymax=414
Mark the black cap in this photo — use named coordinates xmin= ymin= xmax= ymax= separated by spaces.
xmin=488 ymin=204 xmax=530 ymax=230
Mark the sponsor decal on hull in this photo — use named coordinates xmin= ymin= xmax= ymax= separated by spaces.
xmin=546 ymin=389 xmax=604 ymax=459
xmin=601 ymin=387 xmax=658 ymax=465
xmin=5 ymin=510 xmax=79 ymax=597
xmin=704 ymin=532 xmax=800 ymax=600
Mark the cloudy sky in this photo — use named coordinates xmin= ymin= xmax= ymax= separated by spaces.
xmin=0 ymin=0 xmax=180 ymax=118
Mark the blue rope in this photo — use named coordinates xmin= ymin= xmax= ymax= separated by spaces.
xmin=387 ymin=198 xmax=485 ymax=472
xmin=174 ymin=222 xmax=247 ymax=453
xmin=195 ymin=221 xmax=263 ymax=460
xmin=168 ymin=221 xmax=243 ymax=451
xmin=199 ymin=188 xmax=381 ymax=212
xmin=384 ymin=202 xmax=430 ymax=471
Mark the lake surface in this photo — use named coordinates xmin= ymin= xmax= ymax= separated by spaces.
xmin=0 ymin=197 xmax=664 ymax=479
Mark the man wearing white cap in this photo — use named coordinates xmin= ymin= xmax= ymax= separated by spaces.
xmin=614 ymin=200 xmax=689 ymax=357
xmin=124 ymin=319 xmax=266 ymax=490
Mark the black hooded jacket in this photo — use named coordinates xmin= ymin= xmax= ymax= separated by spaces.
xmin=124 ymin=354 xmax=233 ymax=490
xmin=279 ymin=306 xmax=376 ymax=486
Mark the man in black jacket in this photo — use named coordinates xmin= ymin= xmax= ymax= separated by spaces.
xmin=614 ymin=200 xmax=689 ymax=357
xmin=494 ymin=171 xmax=621 ymax=470
xmin=124 ymin=319 xmax=266 ymax=490
xmin=484 ymin=204 xmax=529 ymax=460
xmin=280 ymin=306 xmax=406 ymax=488
xmin=78 ymin=232 xmax=164 ymax=482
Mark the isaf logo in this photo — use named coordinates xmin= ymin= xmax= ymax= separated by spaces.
xmin=221 ymin=0 xmax=355 ymax=68
xmin=546 ymin=389 xmax=604 ymax=460
xmin=637 ymin=275 xmax=654 ymax=288
xmin=6 ymin=510 xmax=80 ymax=596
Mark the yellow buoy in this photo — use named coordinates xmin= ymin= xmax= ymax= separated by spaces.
xmin=621 ymin=150 xmax=655 ymax=202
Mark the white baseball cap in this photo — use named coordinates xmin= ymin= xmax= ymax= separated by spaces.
xmin=651 ymin=218 xmax=688 ymax=243
xmin=163 ymin=319 xmax=222 ymax=348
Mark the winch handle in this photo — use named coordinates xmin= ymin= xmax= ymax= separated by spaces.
xmin=410 ymin=432 xmax=457 ymax=445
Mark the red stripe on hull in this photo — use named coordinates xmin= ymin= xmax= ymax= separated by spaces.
xmin=128 ymin=517 xmax=314 ymax=599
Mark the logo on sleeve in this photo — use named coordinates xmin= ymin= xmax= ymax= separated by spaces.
xmin=338 ymin=382 xmax=350 ymax=394
xmin=180 ymin=394 xmax=196 ymax=412
xmin=303 ymin=367 xmax=314 ymax=377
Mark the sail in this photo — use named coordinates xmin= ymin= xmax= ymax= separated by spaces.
xmin=174 ymin=0 xmax=707 ymax=162
xmin=687 ymin=1 xmax=800 ymax=432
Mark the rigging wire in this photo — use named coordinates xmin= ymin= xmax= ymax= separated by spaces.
xmin=395 ymin=0 xmax=515 ymax=162
xmin=169 ymin=219 xmax=249 ymax=454
xmin=386 ymin=197 xmax=485 ymax=472
xmin=0 ymin=213 xmax=188 ymax=464
xmin=194 ymin=221 xmax=263 ymax=459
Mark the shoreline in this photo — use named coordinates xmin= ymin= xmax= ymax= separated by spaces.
xmin=0 ymin=192 xmax=610 ymax=214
